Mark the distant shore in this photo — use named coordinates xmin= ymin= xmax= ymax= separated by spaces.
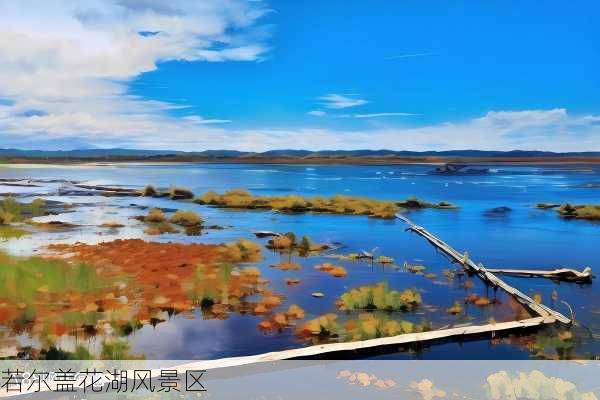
xmin=2 ymin=155 xmax=600 ymax=165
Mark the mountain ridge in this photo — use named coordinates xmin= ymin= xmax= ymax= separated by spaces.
xmin=1 ymin=148 xmax=600 ymax=159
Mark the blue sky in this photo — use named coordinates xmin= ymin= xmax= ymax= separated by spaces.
xmin=0 ymin=0 xmax=599 ymax=151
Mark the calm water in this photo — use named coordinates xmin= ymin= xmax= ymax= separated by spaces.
xmin=0 ymin=163 xmax=598 ymax=359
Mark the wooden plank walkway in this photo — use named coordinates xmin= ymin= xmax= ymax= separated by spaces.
xmin=395 ymin=214 xmax=571 ymax=324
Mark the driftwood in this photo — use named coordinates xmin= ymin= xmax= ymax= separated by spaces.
xmin=395 ymin=214 xmax=570 ymax=324
xmin=173 ymin=317 xmax=545 ymax=372
xmin=486 ymin=267 xmax=593 ymax=283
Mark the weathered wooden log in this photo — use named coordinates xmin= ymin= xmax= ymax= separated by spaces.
xmin=172 ymin=317 xmax=546 ymax=372
xmin=7 ymin=317 xmax=550 ymax=398
xmin=486 ymin=267 xmax=592 ymax=283
xmin=395 ymin=214 xmax=571 ymax=324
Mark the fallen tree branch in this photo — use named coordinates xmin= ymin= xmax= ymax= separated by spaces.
xmin=486 ymin=267 xmax=592 ymax=283
xmin=395 ymin=214 xmax=571 ymax=324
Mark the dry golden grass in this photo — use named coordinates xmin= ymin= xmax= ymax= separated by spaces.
xmin=141 ymin=185 xmax=157 ymax=197
xmin=195 ymin=189 xmax=401 ymax=218
xmin=100 ymin=221 xmax=125 ymax=228
xmin=557 ymin=204 xmax=600 ymax=220
xmin=169 ymin=186 xmax=194 ymax=200
xmin=447 ymin=301 xmax=463 ymax=315
xmin=144 ymin=222 xmax=178 ymax=235
xmin=143 ymin=208 xmax=167 ymax=223
xmin=170 ymin=210 xmax=203 ymax=227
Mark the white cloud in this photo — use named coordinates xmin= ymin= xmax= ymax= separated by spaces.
xmin=0 ymin=0 xmax=268 ymax=147
xmin=0 ymin=3 xmax=598 ymax=152
xmin=196 ymin=108 xmax=597 ymax=153
xmin=318 ymin=93 xmax=369 ymax=109
xmin=337 ymin=370 xmax=397 ymax=390
xmin=409 ymin=379 xmax=447 ymax=400
xmin=339 ymin=112 xmax=420 ymax=118
xmin=485 ymin=370 xmax=598 ymax=400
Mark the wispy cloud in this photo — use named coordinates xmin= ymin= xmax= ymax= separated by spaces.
xmin=339 ymin=112 xmax=420 ymax=119
xmin=386 ymin=52 xmax=437 ymax=60
xmin=307 ymin=110 xmax=327 ymax=117
xmin=0 ymin=0 xmax=268 ymax=147
xmin=318 ymin=94 xmax=369 ymax=109
xmin=182 ymin=116 xmax=232 ymax=124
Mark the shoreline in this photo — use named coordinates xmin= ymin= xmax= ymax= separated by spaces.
xmin=2 ymin=156 xmax=600 ymax=166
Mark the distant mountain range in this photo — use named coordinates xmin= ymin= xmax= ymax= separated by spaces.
xmin=1 ymin=148 xmax=600 ymax=159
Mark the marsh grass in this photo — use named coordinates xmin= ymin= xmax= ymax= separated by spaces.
xmin=0 ymin=197 xmax=46 ymax=224
xmin=0 ymin=225 xmax=29 ymax=240
xmin=141 ymin=185 xmax=157 ymax=197
xmin=296 ymin=312 xmax=431 ymax=342
xmin=557 ymin=204 xmax=600 ymax=220
xmin=0 ymin=252 xmax=105 ymax=304
xmin=100 ymin=221 xmax=125 ymax=228
xmin=447 ymin=301 xmax=463 ymax=315
xmin=397 ymin=196 xmax=457 ymax=209
xmin=220 ymin=239 xmax=263 ymax=263
xmin=195 ymin=189 xmax=401 ymax=218
xmin=144 ymin=222 xmax=178 ymax=235
xmin=265 ymin=232 xmax=328 ymax=257
xmin=143 ymin=208 xmax=166 ymax=223
xmin=169 ymin=186 xmax=194 ymax=200
xmin=170 ymin=210 xmax=203 ymax=227
xmin=336 ymin=282 xmax=422 ymax=311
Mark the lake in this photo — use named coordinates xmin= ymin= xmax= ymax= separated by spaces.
xmin=0 ymin=162 xmax=598 ymax=360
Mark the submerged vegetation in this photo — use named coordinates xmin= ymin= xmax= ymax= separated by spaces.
xmin=295 ymin=312 xmax=431 ymax=343
xmin=0 ymin=225 xmax=29 ymax=240
xmin=0 ymin=197 xmax=45 ymax=224
xmin=336 ymin=282 xmax=422 ymax=311
xmin=314 ymin=262 xmax=347 ymax=278
xmin=397 ymin=196 xmax=457 ymax=209
xmin=265 ymin=232 xmax=329 ymax=255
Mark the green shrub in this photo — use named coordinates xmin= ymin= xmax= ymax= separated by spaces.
xmin=0 ymin=197 xmax=46 ymax=224
xmin=337 ymin=282 xmax=422 ymax=311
